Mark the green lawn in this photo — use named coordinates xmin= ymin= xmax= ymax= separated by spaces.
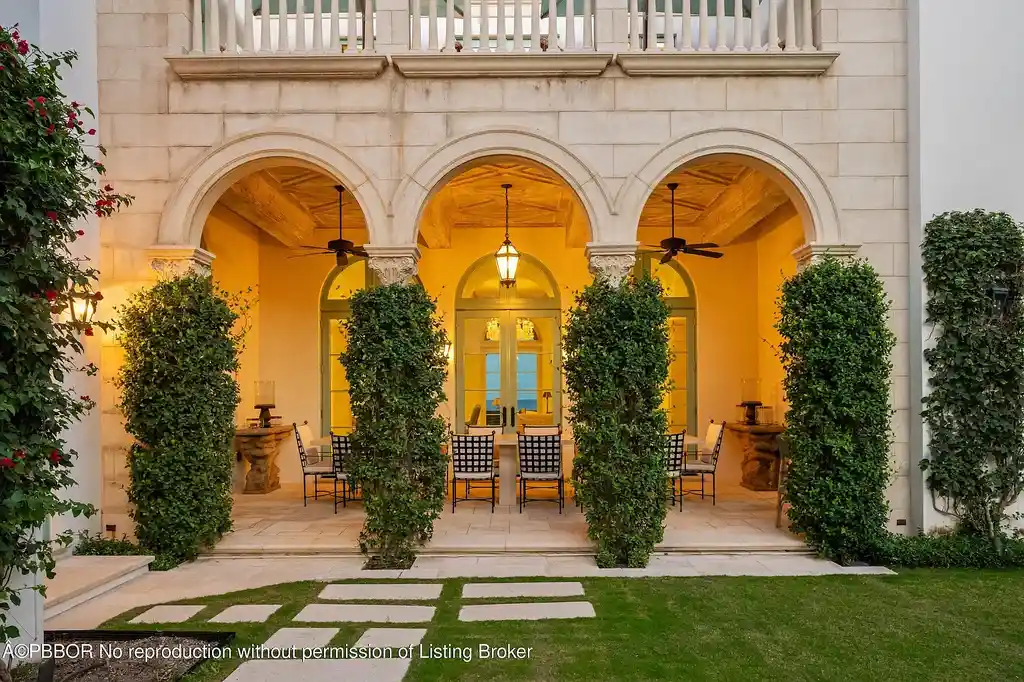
xmin=92 ymin=571 xmax=1024 ymax=681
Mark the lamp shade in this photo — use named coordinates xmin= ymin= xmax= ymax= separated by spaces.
xmin=495 ymin=238 xmax=519 ymax=288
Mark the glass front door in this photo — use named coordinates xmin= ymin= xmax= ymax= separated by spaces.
xmin=457 ymin=310 xmax=560 ymax=434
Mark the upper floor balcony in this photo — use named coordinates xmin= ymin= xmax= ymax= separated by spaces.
xmin=167 ymin=0 xmax=838 ymax=80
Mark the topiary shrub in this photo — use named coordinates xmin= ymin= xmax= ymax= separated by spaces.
xmin=116 ymin=273 xmax=245 ymax=568
xmin=921 ymin=210 xmax=1024 ymax=549
xmin=776 ymin=256 xmax=895 ymax=564
xmin=0 ymin=23 xmax=131 ymax=654
xmin=341 ymin=283 xmax=448 ymax=569
xmin=564 ymin=273 xmax=670 ymax=568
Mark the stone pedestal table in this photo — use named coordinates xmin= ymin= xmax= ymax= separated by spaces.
xmin=726 ymin=423 xmax=786 ymax=492
xmin=235 ymin=425 xmax=293 ymax=494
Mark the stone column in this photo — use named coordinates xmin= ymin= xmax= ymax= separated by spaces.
xmin=365 ymin=244 xmax=421 ymax=285
xmin=146 ymin=245 xmax=216 ymax=278
xmin=586 ymin=242 xmax=638 ymax=288
xmin=594 ymin=0 xmax=630 ymax=53
xmin=791 ymin=243 xmax=860 ymax=270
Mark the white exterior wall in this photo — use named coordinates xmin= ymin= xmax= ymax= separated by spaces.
xmin=908 ymin=0 xmax=1024 ymax=532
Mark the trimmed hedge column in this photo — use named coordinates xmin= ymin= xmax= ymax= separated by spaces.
xmin=342 ymin=283 xmax=448 ymax=569
xmin=564 ymin=272 xmax=670 ymax=568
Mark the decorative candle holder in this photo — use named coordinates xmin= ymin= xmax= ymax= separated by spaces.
xmin=254 ymin=381 xmax=276 ymax=428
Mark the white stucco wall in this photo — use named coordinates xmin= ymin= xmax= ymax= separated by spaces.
xmin=908 ymin=0 xmax=1024 ymax=531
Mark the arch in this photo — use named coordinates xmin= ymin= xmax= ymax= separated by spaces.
xmin=455 ymin=252 xmax=562 ymax=309
xmin=390 ymin=128 xmax=614 ymax=246
xmin=619 ymin=128 xmax=844 ymax=246
xmin=158 ymin=130 xmax=389 ymax=247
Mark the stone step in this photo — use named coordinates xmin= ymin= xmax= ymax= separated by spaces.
xmin=45 ymin=555 xmax=154 ymax=620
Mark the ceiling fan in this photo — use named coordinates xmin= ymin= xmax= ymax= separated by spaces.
xmin=643 ymin=182 xmax=724 ymax=263
xmin=291 ymin=185 xmax=367 ymax=266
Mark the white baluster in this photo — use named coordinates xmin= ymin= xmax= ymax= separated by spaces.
xmin=767 ymin=0 xmax=780 ymax=51
xmin=347 ymin=0 xmax=358 ymax=52
xmin=412 ymin=0 xmax=422 ymax=49
xmin=531 ymin=0 xmax=542 ymax=50
xmin=784 ymin=0 xmax=797 ymax=52
xmin=664 ymin=0 xmax=675 ymax=51
xmin=192 ymin=0 xmax=203 ymax=53
xmin=364 ymin=0 xmax=375 ymax=51
xmin=546 ymin=0 xmax=556 ymax=52
xmin=714 ymin=0 xmax=726 ymax=51
xmin=680 ymin=0 xmax=691 ymax=50
xmin=732 ymin=0 xmax=745 ymax=51
xmin=428 ymin=0 xmax=439 ymax=50
xmin=481 ymin=0 xmax=490 ymax=51
xmin=645 ymin=0 xmax=655 ymax=51
xmin=565 ymin=0 xmax=575 ymax=50
xmin=749 ymin=0 xmax=760 ymax=50
xmin=498 ymin=0 xmax=508 ymax=50
xmin=206 ymin=0 xmax=220 ymax=53
xmin=243 ymin=1 xmax=254 ymax=51
xmin=800 ymin=0 xmax=814 ymax=51
xmin=514 ymin=0 xmax=524 ymax=51
xmin=583 ymin=0 xmax=592 ymax=48
xmin=313 ymin=0 xmax=324 ymax=50
xmin=629 ymin=0 xmax=640 ymax=51
xmin=279 ymin=0 xmax=289 ymax=52
xmin=445 ymin=0 xmax=456 ymax=50
xmin=226 ymin=0 xmax=238 ymax=51
xmin=697 ymin=0 xmax=709 ymax=51
xmin=296 ymin=0 xmax=307 ymax=51
xmin=329 ymin=0 xmax=341 ymax=51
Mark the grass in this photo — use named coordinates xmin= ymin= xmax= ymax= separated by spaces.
xmin=85 ymin=571 xmax=1024 ymax=681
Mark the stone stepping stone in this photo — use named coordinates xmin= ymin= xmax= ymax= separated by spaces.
xmin=210 ymin=604 xmax=282 ymax=623
xmin=462 ymin=582 xmax=585 ymax=599
xmin=319 ymin=583 xmax=443 ymax=601
xmin=294 ymin=604 xmax=435 ymax=624
xmin=459 ymin=601 xmax=595 ymax=622
xmin=129 ymin=605 xmax=205 ymax=624
xmin=225 ymin=659 xmax=410 ymax=682
xmin=354 ymin=628 xmax=428 ymax=649
xmin=262 ymin=627 xmax=339 ymax=650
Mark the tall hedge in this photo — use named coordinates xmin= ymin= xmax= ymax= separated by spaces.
xmin=921 ymin=210 xmax=1024 ymax=545
xmin=117 ymin=273 xmax=242 ymax=568
xmin=776 ymin=256 xmax=895 ymax=564
xmin=564 ymin=273 xmax=670 ymax=568
xmin=341 ymin=283 xmax=448 ymax=569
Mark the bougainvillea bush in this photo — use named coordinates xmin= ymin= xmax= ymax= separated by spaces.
xmin=0 ymin=24 xmax=130 ymax=651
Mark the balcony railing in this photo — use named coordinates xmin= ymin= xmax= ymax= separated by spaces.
xmin=169 ymin=0 xmax=836 ymax=79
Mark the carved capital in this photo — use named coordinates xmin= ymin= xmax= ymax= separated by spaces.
xmin=364 ymin=245 xmax=421 ymax=286
xmin=586 ymin=242 xmax=639 ymax=288
xmin=146 ymin=246 xmax=215 ymax=278
xmin=792 ymin=243 xmax=860 ymax=271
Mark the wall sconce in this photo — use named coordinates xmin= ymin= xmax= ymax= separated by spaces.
xmin=989 ymin=284 xmax=1012 ymax=320
xmin=67 ymin=287 xmax=100 ymax=325
xmin=443 ymin=340 xmax=454 ymax=363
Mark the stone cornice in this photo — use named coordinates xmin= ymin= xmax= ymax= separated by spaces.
xmin=391 ymin=52 xmax=614 ymax=78
xmin=165 ymin=53 xmax=389 ymax=80
xmin=615 ymin=51 xmax=840 ymax=77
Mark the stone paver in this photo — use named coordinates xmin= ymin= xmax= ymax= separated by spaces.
xmin=354 ymin=628 xmax=428 ymax=649
xmin=209 ymin=604 xmax=282 ymax=623
xmin=262 ymin=627 xmax=340 ymax=650
xmin=319 ymin=583 xmax=442 ymax=601
xmin=294 ymin=604 xmax=435 ymax=623
xmin=458 ymin=601 xmax=596 ymax=622
xmin=462 ymin=582 xmax=585 ymax=599
xmin=129 ymin=604 xmax=205 ymax=624
xmin=225 ymin=659 xmax=410 ymax=682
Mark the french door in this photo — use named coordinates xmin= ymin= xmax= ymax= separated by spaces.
xmin=455 ymin=309 xmax=560 ymax=435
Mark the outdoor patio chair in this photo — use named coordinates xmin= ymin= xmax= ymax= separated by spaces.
xmin=517 ymin=432 xmax=564 ymax=513
xmin=682 ymin=419 xmax=726 ymax=505
xmin=450 ymin=433 xmax=497 ymax=512
xmin=329 ymin=432 xmax=357 ymax=513
xmin=522 ymin=424 xmax=561 ymax=436
xmin=294 ymin=422 xmax=331 ymax=506
xmin=467 ymin=425 xmax=498 ymax=436
xmin=664 ymin=432 xmax=687 ymax=510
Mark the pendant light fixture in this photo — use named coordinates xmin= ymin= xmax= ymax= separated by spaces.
xmin=494 ymin=183 xmax=519 ymax=288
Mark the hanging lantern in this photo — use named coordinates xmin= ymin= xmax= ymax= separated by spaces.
xmin=494 ymin=183 xmax=519 ymax=288
xmin=67 ymin=287 xmax=99 ymax=325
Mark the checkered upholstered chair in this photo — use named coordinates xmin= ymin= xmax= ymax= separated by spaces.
xmin=450 ymin=433 xmax=497 ymax=512
xmin=683 ymin=420 xmax=726 ymax=504
xmin=329 ymin=433 xmax=357 ymax=513
xmin=294 ymin=422 xmax=331 ymax=506
xmin=664 ymin=432 xmax=687 ymax=510
xmin=517 ymin=432 xmax=564 ymax=513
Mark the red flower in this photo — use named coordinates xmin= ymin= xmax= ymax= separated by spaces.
xmin=13 ymin=450 xmax=25 ymax=459
xmin=77 ymin=229 xmax=85 ymax=236
xmin=49 ymin=450 xmax=62 ymax=464
xmin=93 ymin=292 xmax=104 ymax=301
xmin=104 ymin=184 xmax=113 ymax=192
xmin=0 ymin=458 xmax=13 ymax=469
xmin=17 ymin=40 xmax=28 ymax=55
xmin=84 ymin=327 xmax=94 ymax=337
xmin=46 ymin=210 xmax=58 ymax=221
xmin=88 ymin=129 xmax=96 ymax=136
xmin=71 ymin=101 xmax=80 ymax=108
xmin=36 ymin=96 xmax=45 ymax=104
xmin=46 ymin=124 xmax=55 ymax=134
xmin=80 ymin=395 xmax=90 ymax=402
xmin=27 ymin=99 xmax=35 ymax=110
xmin=45 ymin=290 xmax=57 ymax=301
xmin=95 ymin=210 xmax=103 ymax=217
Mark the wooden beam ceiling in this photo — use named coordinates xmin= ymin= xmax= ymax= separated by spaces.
xmin=691 ymin=170 xmax=791 ymax=246
xmin=219 ymin=171 xmax=319 ymax=248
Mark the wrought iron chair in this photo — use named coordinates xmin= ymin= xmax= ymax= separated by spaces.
xmin=664 ymin=432 xmax=687 ymax=510
xmin=522 ymin=424 xmax=561 ymax=436
xmin=329 ymin=432 xmax=357 ymax=513
xmin=450 ymin=433 xmax=496 ymax=512
xmin=517 ymin=432 xmax=564 ymax=513
xmin=294 ymin=422 xmax=331 ymax=506
xmin=682 ymin=420 xmax=726 ymax=504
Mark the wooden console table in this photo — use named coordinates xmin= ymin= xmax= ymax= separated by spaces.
xmin=726 ymin=423 xmax=786 ymax=492
xmin=234 ymin=425 xmax=293 ymax=494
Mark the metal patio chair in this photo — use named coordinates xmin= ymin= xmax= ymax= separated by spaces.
xmin=518 ymin=431 xmax=564 ymax=513
xmin=450 ymin=432 xmax=496 ymax=512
